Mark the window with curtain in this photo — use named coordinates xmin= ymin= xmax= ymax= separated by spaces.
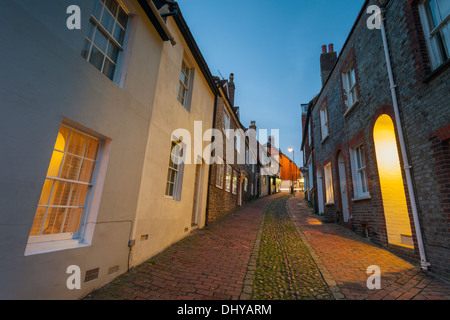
xmin=225 ymin=165 xmax=232 ymax=192
xmin=324 ymin=163 xmax=335 ymax=203
xmin=29 ymin=125 xmax=101 ymax=239
xmin=215 ymin=158 xmax=224 ymax=189
xmin=232 ymin=170 xmax=238 ymax=195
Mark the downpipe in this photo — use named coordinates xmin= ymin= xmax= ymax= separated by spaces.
xmin=379 ymin=9 xmax=430 ymax=271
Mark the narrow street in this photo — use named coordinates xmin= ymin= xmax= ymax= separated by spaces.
xmin=84 ymin=194 xmax=450 ymax=301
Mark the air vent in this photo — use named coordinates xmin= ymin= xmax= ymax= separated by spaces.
xmin=108 ymin=265 xmax=119 ymax=275
xmin=84 ymin=268 xmax=99 ymax=282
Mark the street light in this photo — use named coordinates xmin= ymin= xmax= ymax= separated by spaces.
xmin=288 ymin=147 xmax=295 ymax=193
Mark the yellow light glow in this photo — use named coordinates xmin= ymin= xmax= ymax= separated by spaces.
xmin=46 ymin=132 xmax=66 ymax=177
xmin=374 ymin=115 xmax=413 ymax=247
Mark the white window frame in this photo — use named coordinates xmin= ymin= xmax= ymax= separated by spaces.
xmin=320 ymin=107 xmax=329 ymax=141
xmin=342 ymin=67 xmax=358 ymax=112
xmin=177 ymin=59 xmax=194 ymax=111
xmin=25 ymin=122 xmax=110 ymax=256
xmin=165 ymin=140 xmax=185 ymax=201
xmin=81 ymin=0 xmax=132 ymax=86
xmin=350 ymin=144 xmax=371 ymax=200
xmin=324 ymin=162 xmax=335 ymax=204
xmin=223 ymin=109 xmax=231 ymax=133
xmin=245 ymin=146 xmax=249 ymax=164
xmin=225 ymin=165 xmax=232 ymax=192
xmin=215 ymin=157 xmax=224 ymax=189
xmin=232 ymin=170 xmax=238 ymax=195
xmin=418 ymin=0 xmax=450 ymax=70
xmin=308 ymin=120 xmax=312 ymax=146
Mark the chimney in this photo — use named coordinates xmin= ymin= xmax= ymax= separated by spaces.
xmin=228 ymin=73 xmax=236 ymax=107
xmin=249 ymin=121 xmax=257 ymax=131
xmin=320 ymin=44 xmax=337 ymax=87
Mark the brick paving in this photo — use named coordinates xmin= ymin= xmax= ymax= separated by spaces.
xmin=84 ymin=194 xmax=277 ymax=300
xmin=249 ymin=195 xmax=333 ymax=300
xmin=288 ymin=194 xmax=450 ymax=300
xmin=84 ymin=193 xmax=450 ymax=301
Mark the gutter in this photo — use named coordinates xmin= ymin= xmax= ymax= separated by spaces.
xmin=137 ymin=0 xmax=176 ymax=45
xmin=379 ymin=7 xmax=430 ymax=271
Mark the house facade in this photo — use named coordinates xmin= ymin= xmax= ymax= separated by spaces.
xmin=128 ymin=0 xmax=218 ymax=267
xmin=279 ymin=152 xmax=301 ymax=193
xmin=0 ymin=0 xmax=217 ymax=299
xmin=206 ymin=75 xmax=259 ymax=224
xmin=302 ymin=0 xmax=449 ymax=281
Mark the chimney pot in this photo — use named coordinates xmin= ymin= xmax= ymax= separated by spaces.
xmin=322 ymin=45 xmax=327 ymax=54
xmin=329 ymin=44 xmax=334 ymax=53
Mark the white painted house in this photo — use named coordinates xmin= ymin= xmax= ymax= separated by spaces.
xmin=0 ymin=0 xmax=217 ymax=299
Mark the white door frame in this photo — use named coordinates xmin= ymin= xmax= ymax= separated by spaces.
xmin=316 ymin=168 xmax=325 ymax=215
xmin=338 ymin=152 xmax=350 ymax=222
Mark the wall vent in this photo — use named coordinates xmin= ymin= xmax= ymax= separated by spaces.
xmin=108 ymin=265 xmax=119 ymax=275
xmin=84 ymin=268 xmax=100 ymax=282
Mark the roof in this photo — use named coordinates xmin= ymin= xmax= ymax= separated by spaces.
xmin=138 ymin=0 xmax=219 ymax=96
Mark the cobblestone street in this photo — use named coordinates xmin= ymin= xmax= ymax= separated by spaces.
xmin=84 ymin=194 xmax=450 ymax=301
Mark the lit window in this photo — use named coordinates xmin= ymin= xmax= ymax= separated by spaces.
xmin=418 ymin=0 xmax=449 ymax=70
xmin=342 ymin=67 xmax=358 ymax=110
xmin=29 ymin=125 xmax=101 ymax=239
xmin=320 ymin=107 xmax=329 ymax=141
xmin=232 ymin=170 xmax=238 ymax=195
xmin=215 ymin=158 xmax=224 ymax=189
xmin=324 ymin=163 xmax=334 ymax=203
xmin=81 ymin=0 xmax=129 ymax=82
xmin=165 ymin=141 xmax=185 ymax=200
xmin=244 ymin=178 xmax=248 ymax=192
xmin=350 ymin=145 xmax=370 ymax=198
xmin=225 ymin=165 xmax=232 ymax=192
xmin=178 ymin=60 xmax=193 ymax=110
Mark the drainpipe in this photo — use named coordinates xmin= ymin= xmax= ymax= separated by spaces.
xmin=148 ymin=0 xmax=177 ymax=45
xmin=379 ymin=9 xmax=430 ymax=271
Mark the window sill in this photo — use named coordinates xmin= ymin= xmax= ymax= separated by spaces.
xmin=344 ymin=100 xmax=359 ymax=117
xmin=424 ymin=58 xmax=450 ymax=83
xmin=352 ymin=195 xmax=371 ymax=202
xmin=321 ymin=135 xmax=329 ymax=144
xmin=25 ymin=239 xmax=90 ymax=256
xmin=325 ymin=202 xmax=335 ymax=206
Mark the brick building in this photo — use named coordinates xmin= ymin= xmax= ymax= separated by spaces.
xmin=279 ymin=152 xmax=301 ymax=193
xmin=302 ymin=0 xmax=449 ymax=281
xmin=206 ymin=74 xmax=259 ymax=223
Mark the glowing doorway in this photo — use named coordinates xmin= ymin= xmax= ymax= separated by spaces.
xmin=373 ymin=114 xmax=413 ymax=247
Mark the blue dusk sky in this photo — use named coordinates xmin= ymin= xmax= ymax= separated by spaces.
xmin=179 ymin=0 xmax=365 ymax=166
